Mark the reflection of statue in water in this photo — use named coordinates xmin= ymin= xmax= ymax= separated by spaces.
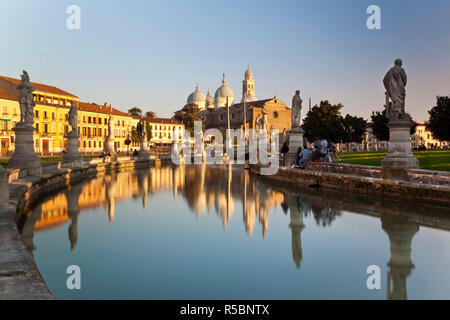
xmin=284 ymin=192 xmax=306 ymax=269
xmin=381 ymin=214 xmax=419 ymax=300
xmin=20 ymin=204 xmax=42 ymax=255
xmin=311 ymin=203 xmax=341 ymax=227
xmin=65 ymin=184 xmax=83 ymax=251
xmin=383 ymin=59 xmax=408 ymax=122
xmin=16 ymin=70 xmax=36 ymax=126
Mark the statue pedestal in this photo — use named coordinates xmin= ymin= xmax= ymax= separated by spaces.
xmin=105 ymin=138 xmax=118 ymax=162
xmin=62 ymin=133 xmax=84 ymax=167
xmin=8 ymin=125 xmax=42 ymax=176
xmin=286 ymin=128 xmax=304 ymax=166
xmin=0 ymin=165 xmax=9 ymax=208
xmin=381 ymin=118 xmax=418 ymax=180
xmin=138 ymin=140 xmax=151 ymax=161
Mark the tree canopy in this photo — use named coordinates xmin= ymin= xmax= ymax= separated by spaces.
xmin=341 ymin=114 xmax=367 ymax=145
xmin=302 ymin=100 xmax=345 ymax=143
xmin=426 ymin=96 xmax=450 ymax=141
xmin=145 ymin=111 xmax=156 ymax=118
xmin=173 ymin=103 xmax=203 ymax=134
xmin=128 ymin=107 xmax=143 ymax=117
xmin=371 ymin=109 xmax=417 ymax=141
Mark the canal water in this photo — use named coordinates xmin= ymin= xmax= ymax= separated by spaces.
xmin=21 ymin=165 xmax=450 ymax=299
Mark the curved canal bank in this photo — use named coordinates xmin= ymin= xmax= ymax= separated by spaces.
xmin=0 ymin=158 xmax=169 ymax=300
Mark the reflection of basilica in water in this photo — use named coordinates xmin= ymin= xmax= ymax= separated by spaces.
xmin=20 ymin=164 xmax=432 ymax=300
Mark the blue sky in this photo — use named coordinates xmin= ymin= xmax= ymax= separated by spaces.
xmin=1 ymin=0 xmax=449 ymax=121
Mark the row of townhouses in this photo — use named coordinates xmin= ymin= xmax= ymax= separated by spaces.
xmin=0 ymin=75 xmax=184 ymax=155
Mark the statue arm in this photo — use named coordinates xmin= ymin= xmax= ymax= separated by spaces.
xmin=401 ymin=69 xmax=407 ymax=86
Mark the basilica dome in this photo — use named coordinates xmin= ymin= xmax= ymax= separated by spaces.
xmin=242 ymin=93 xmax=258 ymax=103
xmin=214 ymin=73 xmax=234 ymax=108
xmin=187 ymin=86 xmax=206 ymax=109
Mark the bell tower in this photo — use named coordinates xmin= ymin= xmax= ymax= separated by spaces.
xmin=242 ymin=66 xmax=255 ymax=100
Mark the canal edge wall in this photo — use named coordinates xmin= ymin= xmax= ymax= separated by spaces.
xmin=0 ymin=157 xmax=171 ymax=300
xmin=249 ymin=163 xmax=450 ymax=207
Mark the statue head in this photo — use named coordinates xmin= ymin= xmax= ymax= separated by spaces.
xmin=20 ymin=70 xmax=30 ymax=83
xmin=295 ymin=90 xmax=300 ymax=95
xmin=395 ymin=59 xmax=403 ymax=67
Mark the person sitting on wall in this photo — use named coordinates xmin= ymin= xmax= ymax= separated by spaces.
xmin=311 ymin=145 xmax=322 ymax=162
xmin=320 ymin=138 xmax=328 ymax=161
xmin=298 ymin=147 xmax=311 ymax=169
xmin=280 ymin=141 xmax=289 ymax=166
xmin=132 ymin=149 xmax=139 ymax=159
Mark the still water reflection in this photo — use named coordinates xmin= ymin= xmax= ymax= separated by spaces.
xmin=21 ymin=164 xmax=450 ymax=299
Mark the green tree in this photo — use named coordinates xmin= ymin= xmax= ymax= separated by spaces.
xmin=301 ymin=100 xmax=345 ymax=143
xmin=145 ymin=111 xmax=156 ymax=118
xmin=173 ymin=103 xmax=203 ymax=134
xmin=128 ymin=107 xmax=143 ymax=117
xmin=131 ymin=126 xmax=142 ymax=144
xmin=426 ymin=96 xmax=450 ymax=141
xmin=145 ymin=121 xmax=152 ymax=142
xmin=371 ymin=109 xmax=417 ymax=141
xmin=342 ymin=114 xmax=367 ymax=148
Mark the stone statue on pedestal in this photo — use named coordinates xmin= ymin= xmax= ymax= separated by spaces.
xmin=108 ymin=114 xmax=115 ymax=139
xmin=286 ymin=90 xmax=305 ymax=166
xmin=381 ymin=59 xmax=418 ymax=178
xmin=137 ymin=121 xmax=151 ymax=160
xmin=261 ymin=110 xmax=268 ymax=132
xmin=68 ymin=101 xmax=78 ymax=137
xmin=383 ymin=59 xmax=408 ymax=122
xmin=8 ymin=71 xmax=42 ymax=176
xmin=291 ymin=90 xmax=302 ymax=129
xmin=17 ymin=71 xmax=35 ymax=127
xmin=63 ymin=101 xmax=83 ymax=167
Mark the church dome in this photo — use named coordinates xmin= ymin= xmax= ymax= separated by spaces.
xmin=214 ymin=73 xmax=234 ymax=107
xmin=187 ymin=86 xmax=206 ymax=104
xmin=242 ymin=94 xmax=258 ymax=103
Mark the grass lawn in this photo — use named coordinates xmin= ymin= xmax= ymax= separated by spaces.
xmin=0 ymin=156 xmax=98 ymax=168
xmin=339 ymin=150 xmax=450 ymax=172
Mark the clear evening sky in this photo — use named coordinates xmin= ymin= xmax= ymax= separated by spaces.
xmin=1 ymin=0 xmax=449 ymax=122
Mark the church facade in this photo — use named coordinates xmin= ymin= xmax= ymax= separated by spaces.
xmin=185 ymin=67 xmax=291 ymax=133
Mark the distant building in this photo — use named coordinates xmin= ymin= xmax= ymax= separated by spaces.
xmin=184 ymin=67 xmax=291 ymax=135
xmin=337 ymin=122 xmax=449 ymax=152
xmin=0 ymin=74 xmax=138 ymax=155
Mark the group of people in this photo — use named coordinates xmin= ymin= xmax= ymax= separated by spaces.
xmin=280 ymin=138 xmax=334 ymax=169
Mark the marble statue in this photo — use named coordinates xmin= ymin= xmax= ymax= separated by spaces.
xmin=17 ymin=70 xmax=35 ymax=126
xmin=254 ymin=114 xmax=262 ymax=132
xmin=383 ymin=59 xmax=407 ymax=121
xmin=291 ymin=90 xmax=302 ymax=128
xmin=68 ymin=101 xmax=78 ymax=136
xmin=261 ymin=110 xmax=268 ymax=131
xmin=108 ymin=113 xmax=114 ymax=139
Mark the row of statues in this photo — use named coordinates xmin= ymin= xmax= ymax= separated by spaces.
xmin=16 ymin=58 xmax=407 ymax=140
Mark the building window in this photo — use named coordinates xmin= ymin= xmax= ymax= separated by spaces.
xmin=44 ymin=111 xmax=48 ymax=119
xmin=273 ymin=111 xmax=279 ymax=118
xmin=35 ymin=110 xmax=39 ymax=118
xmin=44 ymin=123 xmax=48 ymax=133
